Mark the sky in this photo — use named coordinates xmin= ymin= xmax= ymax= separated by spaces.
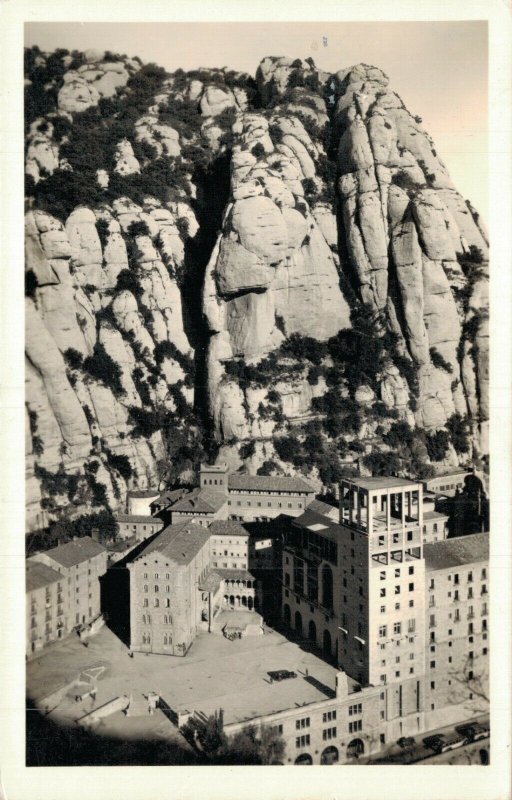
xmin=25 ymin=21 xmax=488 ymax=221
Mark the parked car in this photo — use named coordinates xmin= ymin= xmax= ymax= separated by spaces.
xmin=423 ymin=734 xmax=445 ymax=750
xmin=424 ymin=733 xmax=465 ymax=754
xmin=456 ymin=722 xmax=490 ymax=743
xmin=397 ymin=736 xmax=415 ymax=749
xmin=268 ymin=670 xmax=297 ymax=681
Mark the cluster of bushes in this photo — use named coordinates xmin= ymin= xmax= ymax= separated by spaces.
xmin=429 ymin=347 xmax=453 ymax=374
xmin=64 ymin=344 xmax=125 ymax=397
xmin=390 ymin=170 xmax=423 ymax=193
xmin=24 ymin=47 xmax=70 ymax=129
xmin=445 ymin=412 xmax=471 ymax=454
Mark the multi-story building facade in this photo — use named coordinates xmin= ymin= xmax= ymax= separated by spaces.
xmin=154 ymin=463 xmax=316 ymax=526
xmin=128 ymin=519 xmax=262 ymax=656
xmin=423 ymin=471 xmax=471 ymax=497
xmin=281 ymin=477 xmax=490 ymax=749
xmin=423 ymin=533 xmax=489 ymax=730
xmin=26 ymin=561 xmax=66 ymax=655
xmin=128 ymin=521 xmax=213 ymax=657
xmin=115 ymin=514 xmax=163 ymax=542
xmin=30 ymin=536 xmax=107 ymax=629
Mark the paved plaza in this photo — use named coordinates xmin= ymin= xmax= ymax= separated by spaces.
xmin=27 ymin=623 xmax=338 ymax=740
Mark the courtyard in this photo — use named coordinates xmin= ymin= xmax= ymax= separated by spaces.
xmin=27 ymin=622 xmax=338 ymax=742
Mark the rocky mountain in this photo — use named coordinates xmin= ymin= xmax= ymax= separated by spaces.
xmin=24 ymin=49 xmax=489 ymax=533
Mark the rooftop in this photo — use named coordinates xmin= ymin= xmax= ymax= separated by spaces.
xmin=116 ymin=514 xmax=163 ymax=524
xmin=228 ymin=473 xmax=315 ymax=493
xmin=198 ymin=570 xmax=222 ymax=593
xmin=26 ymin=560 xmax=62 ymax=592
xmin=423 ymin=510 xmax=449 ymax=521
xmin=342 ymin=476 xmax=420 ymax=491
xmin=153 ymin=488 xmax=189 ymax=507
xmin=424 ymin=532 xmax=489 ymax=572
xmin=40 ymin=536 xmax=107 ymax=568
xmin=134 ymin=521 xmax=211 ymax=566
xmin=308 ymin=498 xmax=339 ymax=518
xmin=292 ymin=509 xmax=345 ymax=540
xmin=170 ymin=487 xmax=227 ymax=514
xmin=207 ymin=519 xmax=250 ymax=537
xmin=214 ymin=568 xmax=256 ymax=581
xmin=127 ymin=489 xmax=160 ymax=498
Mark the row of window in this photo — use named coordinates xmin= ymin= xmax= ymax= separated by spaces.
xmin=379 ymin=600 xmax=415 ymax=613
xmin=143 ymin=585 xmax=170 ymax=593
xmin=228 ymin=500 xmax=303 ymax=509
xmin=380 ymin=567 xmax=415 ymax=580
xmin=348 ymin=719 xmax=362 ymax=734
xmin=141 ymin=633 xmax=173 ymax=645
xmin=141 ymin=614 xmax=172 ymax=624
xmin=379 ymin=584 xmax=414 ymax=598
xmin=142 ymin=598 xmax=171 ymax=608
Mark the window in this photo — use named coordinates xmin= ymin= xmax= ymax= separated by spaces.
xmin=378 ymin=536 xmax=385 ymax=547
xmin=395 ymin=656 xmax=400 ymax=664
xmin=323 ymin=727 xmax=337 ymax=740
xmin=348 ymin=720 xmax=363 ymax=733
xmin=380 ymin=571 xmax=386 ymax=581
xmin=429 ymin=614 xmax=436 ymax=628
xmin=348 ymin=703 xmax=362 ymax=716
xmin=143 ymin=598 xmax=148 ymax=607
xmin=154 ymin=573 xmax=159 ymax=580
xmin=154 ymin=598 xmax=159 ymax=608
xmin=409 ymin=599 xmax=414 ymax=608
xmin=380 ymin=588 xmax=386 ymax=598
xmin=380 ymin=710 xmax=385 ymax=720
xmin=481 ymin=568 xmax=487 ymax=580
xmin=393 ymin=622 xmax=401 ymax=635
xmin=322 ymin=711 xmax=336 ymax=722
xmin=394 ymin=586 xmax=400 ymax=595
xmin=395 ymin=602 xmax=400 ymax=611
xmin=379 ymin=625 xmax=387 ymax=638
xmin=408 ymin=619 xmax=416 ymax=633
xmin=295 ymin=735 xmax=310 ymax=748
xmin=394 ymin=568 xmax=400 ymax=578
xmin=295 ymin=717 xmax=310 ymax=729
xmin=143 ymin=585 xmax=148 ymax=593
xmin=380 ymin=605 xmax=386 ymax=613
xmin=143 ymin=573 xmax=148 ymax=579
xmin=409 ymin=653 xmax=415 ymax=660
xmin=430 ymin=660 xmax=436 ymax=669
xmin=409 ymin=583 xmax=414 ymax=592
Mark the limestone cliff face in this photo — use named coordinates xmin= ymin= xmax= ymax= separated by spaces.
xmin=25 ymin=49 xmax=489 ymax=526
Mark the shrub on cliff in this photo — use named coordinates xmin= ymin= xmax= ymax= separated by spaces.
xmin=446 ymin=413 xmax=471 ymax=454
xmin=425 ymin=429 xmax=450 ymax=461
xmin=82 ymin=342 xmax=125 ymax=397
xmin=429 ymin=347 xmax=453 ymax=373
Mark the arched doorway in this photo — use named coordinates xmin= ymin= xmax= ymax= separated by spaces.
xmin=321 ymin=746 xmax=339 ymax=765
xmin=347 ymin=738 xmax=364 ymax=758
xmin=247 ymin=596 xmax=253 ymax=610
xmin=294 ymin=610 xmax=303 ymax=635
xmin=294 ymin=754 xmax=312 ymax=765
xmin=229 ymin=594 xmax=235 ymax=607
xmin=322 ymin=564 xmax=333 ymax=609
xmin=283 ymin=604 xmax=291 ymax=625
xmin=308 ymin=619 xmax=317 ymax=643
xmin=479 ymin=749 xmax=489 ymax=765
xmin=323 ymin=629 xmax=332 ymax=657
xmin=241 ymin=595 xmax=247 ymax=607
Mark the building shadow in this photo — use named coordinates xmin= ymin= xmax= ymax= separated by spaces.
xmin=25 ymin=695 xmax=196 ymax=767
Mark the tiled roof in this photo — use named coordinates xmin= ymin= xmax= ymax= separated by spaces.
xmin=41 ymin=536 xmax=107 ymax=568
xmin=424 ymin=532 xmax=489 ymax=571
xmin=199 ymin=571 xmax=222 ymax=592
xmin=228 ymin=473 xmax=315 ymax=493
xmin=26 ymin=560 xmax=62 ymax=592
xmin=135 ymin=521 xmax=211 ymax=565
xmin=116 ymin=514 xmax=163 ymax=524
xmin=214 ymin=568 xmax=256 ymax=581
xmin=207 ymin=520 xmax=250 ymax=537
xmin=170 ymin=487 xmax=227 ymax=514
xmin=309 ymin=499 xmax=339 ymax=518
xmin=290 ymin=510 xmax=345 ymax=543
xmin=153 ymin=488 xmax=189 ymax=506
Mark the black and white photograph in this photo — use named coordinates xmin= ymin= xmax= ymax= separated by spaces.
xmin=1 ymin=2 xmax=511 ymax=798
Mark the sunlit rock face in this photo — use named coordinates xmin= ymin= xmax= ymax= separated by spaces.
xmin=24 ymin=50 xmax=488 ymax=524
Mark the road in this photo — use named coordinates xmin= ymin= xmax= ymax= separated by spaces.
xmin=367 ymin=713 xmax=490 ymax=765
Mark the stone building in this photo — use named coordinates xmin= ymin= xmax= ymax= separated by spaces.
xmin=154 ymin=463 xmax=316 ymax=526
xmin=26 ymin=561 xmax=65 ymax=655
xmin=128 ymin=519 xmax=262 ymax=656
xmin=423 ymin=471 xmax=472 ymax=497
xmin=115 ymin=513 xmax=163 ymax=542
xmin=30 ymin=536 xmax=107 ymax=629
